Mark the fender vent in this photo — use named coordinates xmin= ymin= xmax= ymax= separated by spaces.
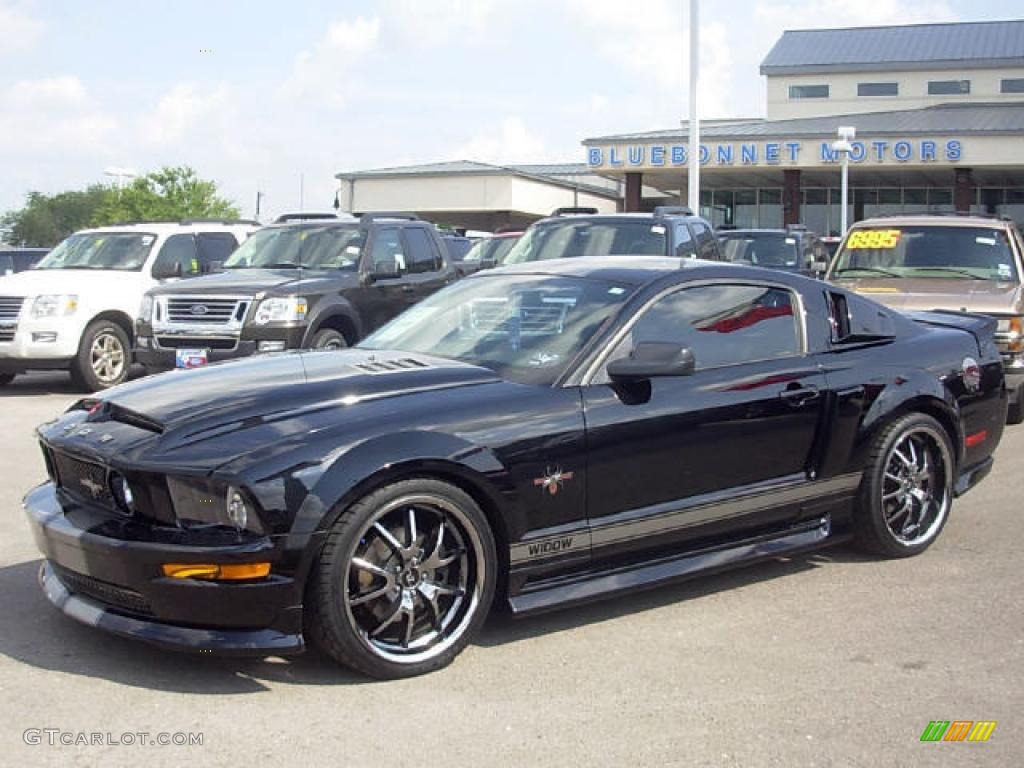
xmin=352 ymin=358 xmax=429 ymax=374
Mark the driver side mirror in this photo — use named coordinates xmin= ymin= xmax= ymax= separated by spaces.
xmin=607 ymin=341 xmax=696 ymax=382
xmin=368 ymin=258 xmax=401 ymax=282
xmin=152 ymin=261 xmax=183 ymax=280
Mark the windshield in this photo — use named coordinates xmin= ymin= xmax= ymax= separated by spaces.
xmin=503 ymin=220 xmax=667 ymax=264
xmin=359 ymin=274 xmax=635 ymax=385
xmin=35 ymin=233 xmax=155 ymax=271
xmin=223 ymin=225 xmax=363 ymax=269
xmin=462 ymin=236 xmax=519 ymax=264
xmin=832 ymin=226 xmax=1019 ymax=281
xmin=718 ymin=233 xmax=800 ymax=268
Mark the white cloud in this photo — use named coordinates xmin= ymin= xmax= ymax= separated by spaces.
xmin=284 ymin=16 xmax=380 ymax=107
xmin=138 ymin=83 xmax=231 ymax=146
xmin=0 ymin=1 xmax=44 ymax=54
xmin=383 ymin=0 xmax=495 ymax=46
xmin=0 ymin=77 xmax=115 ymax=153
xmin=451 ymin=116 xmax=551 ymax=164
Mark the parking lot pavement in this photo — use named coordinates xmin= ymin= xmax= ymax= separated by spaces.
xmin=0 ymin=372 xmax=1021 ymax=767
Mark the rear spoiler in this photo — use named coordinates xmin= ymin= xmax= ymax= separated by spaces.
xmin=904 ymin=309 xmax=998 ymax=346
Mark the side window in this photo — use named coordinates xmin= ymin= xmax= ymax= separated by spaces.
xmin=673 ymin=223 xmax=696 ymax=258
xmin=402 ymin=227 xmax=442 ymax=273
xmin=603 ymin=283 xmax=801 ymax=377
xmin=196 ymin=233 xmax=239 ymax=271
xmin=151 ymin=234 xmax=199 ymax=277
xmin=690 ymin=222 xmax=718 ymax=260
xmin=368 ymin=228 xmax=406 ymax=272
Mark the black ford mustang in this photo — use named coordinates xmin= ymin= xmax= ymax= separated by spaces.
xmin=25 ymin=258 xmax=1006 ymax=678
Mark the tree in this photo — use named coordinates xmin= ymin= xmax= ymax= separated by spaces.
xmin=0 ymin=186 xmax=112 ymax=247
xmin=1 ymin=166 xmax=241 ymax=247
xmin=95 ymin=166 xmax=240 ymax=225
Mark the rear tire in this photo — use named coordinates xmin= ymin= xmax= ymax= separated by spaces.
xmin=70 ymin=320 xmax=130 ymax=391
xmin=305 ymin=478 xmax=496 ymax=679
xmin=853 ymin=413 xmax=954 ymax=558
xmin=311 ymin=328 xmax=347 ymax=350
xmin=1007 ymin=387 xmax=1024 ymax=425
xmin=0 ymin=373 xmax=14 ymax=387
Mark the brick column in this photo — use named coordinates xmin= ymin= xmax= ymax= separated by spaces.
xmin=954 ymin=167 xmax=974 ymax=213
xmin=783 ymin=169 xmax=801 ymax=226
xmin=624 ymin=172 xmax=643 ymax=213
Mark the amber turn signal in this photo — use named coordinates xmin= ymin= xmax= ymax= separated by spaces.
xmin=162 ymin=562 xmax=271 ymax=580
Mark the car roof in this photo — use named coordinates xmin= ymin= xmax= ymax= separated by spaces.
xmin=534 ymin=213 xmax=701 ymax=226
xmin=718 ymin=229 xmax=802 ymax=235
xmin=77 ymin=221 xmax=256 ymax=235
xmin=853 ymin=214 xmax=1013 ymax=229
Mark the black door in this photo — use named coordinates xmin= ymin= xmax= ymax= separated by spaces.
xmin=581 ymin=281 xmax=827 ymax=562
xmin=361 ymin=226 xmax=418 ymax=331
xmin=400 ymin=226 xmax=450 ymax=305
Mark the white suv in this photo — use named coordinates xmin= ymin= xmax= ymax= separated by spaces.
xmin=0 ymin=220 xmax=256 ymax=391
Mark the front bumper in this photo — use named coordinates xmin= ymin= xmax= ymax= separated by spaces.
xmin=135 ymin=326 xmax=306 ymax=371
xmin=24 ymin=483 xmax=304 ymax=655
xmin=0 ymin=316 xmax=81 ymax=371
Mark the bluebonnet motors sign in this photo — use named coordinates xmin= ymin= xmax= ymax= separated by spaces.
xmin=586 ymin=139 xmax=963 ymax=168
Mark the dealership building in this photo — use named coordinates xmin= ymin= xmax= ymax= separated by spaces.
xmin=337 ymin=19 xmax=1024 ymax=234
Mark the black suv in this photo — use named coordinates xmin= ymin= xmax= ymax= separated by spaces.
xmin=134 ymin=213 xmax=456 ymax=371
xmin=502 ymin=206 xmax=722 ymax=264
xmin=716 ymin=225 xmax=830 ymax=276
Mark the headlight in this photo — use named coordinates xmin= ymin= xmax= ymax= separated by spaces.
xmin=995 ymin=316 xmax=1024 ymax=354
xmin=31 ymin=294 xmax=78 ymax=319
xmin=166 ymin=476 xmax=264 ymax=533
xmin=254 ymin=296 xmax=308 ymax=324
xmin=139 ymin=294 xmax=154 ymax=322
xmin=109 ymin=472 xmax=137 ymax=515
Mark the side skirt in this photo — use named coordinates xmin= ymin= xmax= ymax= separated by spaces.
xmin=507 ymin=516 xmax=847 ymax=616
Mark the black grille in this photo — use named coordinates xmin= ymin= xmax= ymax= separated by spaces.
xmin=166 ymin=297 xmax=248 ymax=325
xmin=52 ymin=451 xmax=115 ymax=507
xmin=0 ymin=296 xmax=24 ymax=321
xmin=156 ymin=336 xmax=237 ymax=350
xmin=0 ymin=328 xmax=13 ymax=342
xmin=51 ymin=563 xmax=153 ymax=616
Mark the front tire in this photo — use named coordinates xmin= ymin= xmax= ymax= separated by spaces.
xmin=0 ymin=373 xmax=14 ymax=387
xmin=306 ymin=478 xmax=496 ymax=679
xmin=1007 ymin=385 xmax=1024 ymax=425
xmin=853 ymin=413 xmax=954 ymax=558
xmin=71 ymin=320 xmax=130 ymax=391
xmin=311 ymin=328 xmax=347 ymax=350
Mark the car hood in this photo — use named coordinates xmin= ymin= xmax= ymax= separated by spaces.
xmin=40 ymin=349 xmax=501 ymax=467
xmin=832 ymin=277 xmax=1023 ymax=314
xmin=0 ymin=268 xmax=144 ymax=296
xmin=146 ymin=268 xmax=359 ymax=297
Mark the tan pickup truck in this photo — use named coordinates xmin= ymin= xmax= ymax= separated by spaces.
xmin=827 ymin=214 xmax=1024 ymax=423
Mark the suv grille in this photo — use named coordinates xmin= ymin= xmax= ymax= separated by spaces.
xmin=51 ymin=451 xmax=116 ymax=508
xmin=0 ymin=296 xmax=24 ymax=320
xmin=51 ymin=563 xmax=153 ymax=616
xmin=165 ymin=297 xmax=249 ymax=325
xmin=0 ymin=329 xmax=13 ymax=343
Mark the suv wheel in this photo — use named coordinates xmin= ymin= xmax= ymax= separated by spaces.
xmin=1007 ymin=386 xmax=1024 ymax=425
xmin=0 ymin=373 xmax=14 ymax=387
xmin=71 ymin=320 xmax=130 ymax=391
xmin=306 ymin=478 xmax=496 ymax=679
xmin=311 ymin=328 xmax=347 ymax=350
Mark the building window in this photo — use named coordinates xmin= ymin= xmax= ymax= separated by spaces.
xmin=928 ymin=79 xmax=970 ymax=95
xmin=1001 ymin=78 xmax=1024 ymax=94
xmin=789 ymin=84 xmax=829 ymax=99
xmin=858 ymin=82 xmax=898 ymax=97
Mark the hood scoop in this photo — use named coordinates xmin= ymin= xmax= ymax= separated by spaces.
xmin=351 ymin=357 xmax=430 ymax=375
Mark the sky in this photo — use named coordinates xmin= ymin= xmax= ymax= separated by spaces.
xmin=1 ymin=0 xmax=1021 ymax=221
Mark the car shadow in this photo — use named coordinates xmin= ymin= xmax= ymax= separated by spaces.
xmin=0 ymin=548 xmax=872 ymax=692
xmin=1 ymin=368 xmax=146 ymax=398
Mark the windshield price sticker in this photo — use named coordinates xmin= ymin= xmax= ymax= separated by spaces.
xmin=847 ymin=230 xmax=901 ymax=249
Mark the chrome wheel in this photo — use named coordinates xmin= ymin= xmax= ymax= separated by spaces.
xmin=880 ymin=426 xmax=951 ymax=546
xmin=90 ymin=331 xmax=126 ymax=385
xmin=343 ymin=493 xmax=485 ymax=664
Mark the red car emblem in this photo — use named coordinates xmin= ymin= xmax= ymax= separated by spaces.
xmin=534 ymin=466 xmax=574 ymax=496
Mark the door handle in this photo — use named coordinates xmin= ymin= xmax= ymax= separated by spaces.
xmin=401 ymin=285 xmax=415 ymax=293
xmin=780 ymin=384 xmax=820 ymax=407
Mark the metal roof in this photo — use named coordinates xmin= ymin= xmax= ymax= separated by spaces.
xmin=583 ymin=102 xmax=1024 ymax=143
xmin=335 ymin=160 xmax=618 ymax=198
xmin=761 ymin=19 xmax=1024 ymax=74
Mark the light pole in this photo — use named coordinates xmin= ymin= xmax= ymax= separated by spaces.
xmin=831 ymin=126 xmax=856 ymax=235
xmin=103 ymin=166 xmax=137 ymax=191
xmin=687 ymin=0 xmax=700 ymax=215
